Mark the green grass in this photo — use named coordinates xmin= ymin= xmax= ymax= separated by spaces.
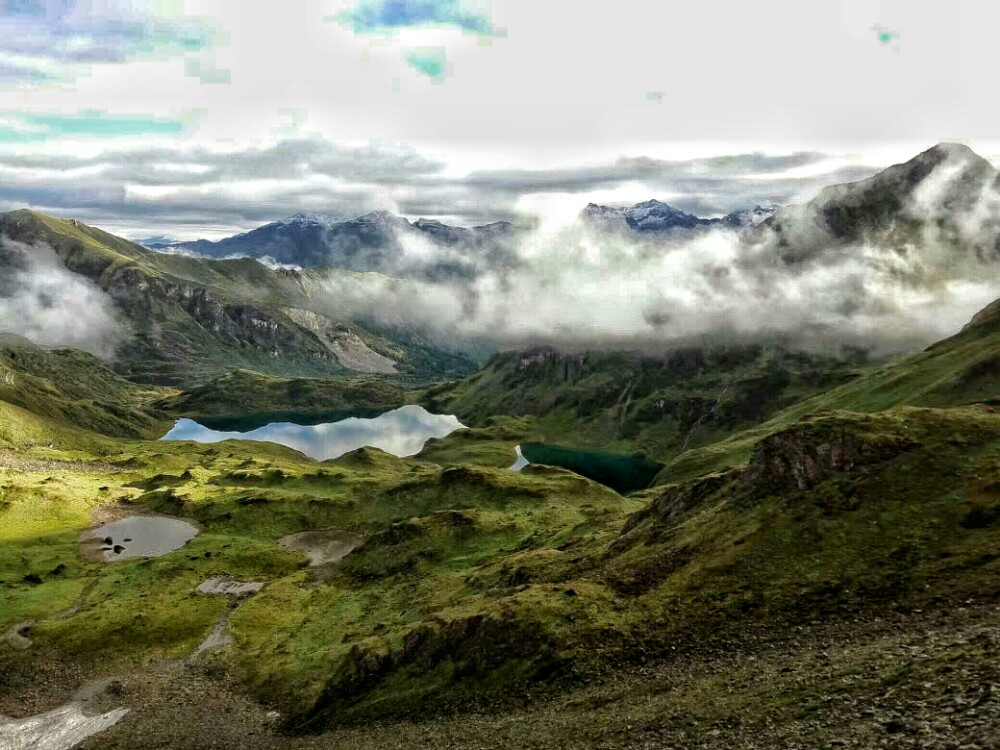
xmin=656 ymin=302 xmax=1000 ymax=484
xmin=0 ymin=335 xmax=171 ymax=438
xmin=2 ymin=390 xmax=998 ymax=729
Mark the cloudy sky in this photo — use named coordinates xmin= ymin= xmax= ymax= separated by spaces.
xmin=1 ymin=0 xmax=999 ymax=240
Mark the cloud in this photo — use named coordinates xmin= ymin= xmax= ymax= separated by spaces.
xmin=332 ymin=0 xmax=502 ymax=83
xmin=0 ymin=0 xmax=221 ymax=86
xmin=252 ymin=255 xmax=302 ymax=271
xmin=184 ymin=58 xmax=231 ymax=85
xmin=0 ymin=236 xmax=125 ymax=357
xmin=297 ymin=153 xmax=1000 ymax=357
xmin=334 ymin=0 xmax=502 ymax=37
xmin=2 ymin=143 xmax=996 ymax=363
xmin=0 ymin=135 xmax=885 ymax=237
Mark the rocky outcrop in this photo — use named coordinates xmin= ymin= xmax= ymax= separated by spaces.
xmin=282 ymin=308 xmax=397 ymax=373
xmin=742 ymin=418 xmax=917 ymax=495
xmin=622 ymin=468 xmax=739 ymax=536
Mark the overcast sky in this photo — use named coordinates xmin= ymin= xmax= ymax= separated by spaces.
xmin=1 ymin=0 xmax=999 ymax=239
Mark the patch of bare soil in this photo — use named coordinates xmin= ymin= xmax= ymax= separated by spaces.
xmin=278 ymin=530 xmax=363 ymax=567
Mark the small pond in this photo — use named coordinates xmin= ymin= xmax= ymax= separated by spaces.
xmin=161 ymin=405 xmax=464 ymax=461
xmin=82 ymin=515 xmax=199 ymax=562
xmin=511 ymin=442 xmax=664 ymax=494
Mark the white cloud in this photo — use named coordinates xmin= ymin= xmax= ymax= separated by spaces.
xmin=0 ymin=237 xmax=125 ymax=358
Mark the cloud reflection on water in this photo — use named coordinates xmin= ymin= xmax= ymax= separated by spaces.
xmin=161 ymin=405 xmax=464 ymax=460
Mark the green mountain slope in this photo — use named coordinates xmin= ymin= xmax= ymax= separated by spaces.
xmin=0 ymin=210 xmax=477 ymax=386
xmin=0 ymin=335 xmax=169 ymax=439
xmin=0 ymin=299 xmax=998 ymax=743
xmin=154 ymin=369 xmax=411 ymax=429
xmin=659 ymin=295 xmax=1000 ymax=483
xmin=423 ymin=344 xmax=866 ymax=461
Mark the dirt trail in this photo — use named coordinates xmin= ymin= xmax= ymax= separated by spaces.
xmin=52 ymin=579 xmax=98 ymax=620
xmin=190 ymin=608 xmax=236 ymax=659
xmin=189 ymin=577 xmax=266 ymax=659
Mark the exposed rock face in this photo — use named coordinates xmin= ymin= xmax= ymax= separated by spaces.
xmin=631 ymin=469 xmax=737 ymax=530
xmin=742 ymin=419 xmax=917 ymax=495
xmin=103 ymin=265 xmax=342 ymax=383
xmin=615 ymin=469 xmax=742 ymax=552
xmin=282 ymin=308 xmax=397 ymax=374
xmin=196 ymin=576 xmax=265 ymax=596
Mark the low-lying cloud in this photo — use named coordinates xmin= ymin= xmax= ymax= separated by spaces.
xmin=0 ymin=237 xmax=125 ymax=358
xmin=309 ymin=225 xmax=997 ymax=357
xmin=301 ymin=152 xmax=1000 ymax=357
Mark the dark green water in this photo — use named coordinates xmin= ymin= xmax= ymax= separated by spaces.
xmin=519 ymin=443 xmax=664 ymax=494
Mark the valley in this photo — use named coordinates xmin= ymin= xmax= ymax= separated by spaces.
xmin=1 ymin=144 xmax=999 ymax=750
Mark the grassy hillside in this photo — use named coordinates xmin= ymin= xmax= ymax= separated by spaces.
xmin=660 ymin=294 xmax=1000 ymax=484
xmin=1 ymin=389 xmax=997 ymax=738
xmin=423 ymin=344 xmax=865 ymax=462
xmin=0 ymin=210 xmax=478 ymax=386
xmin=0 ymin=335 xmax=170 ymax=439
xmin=154 ymin=369 xmax=412 ymax=429
xmin=0 ymin=295 xmax=998 ymax=746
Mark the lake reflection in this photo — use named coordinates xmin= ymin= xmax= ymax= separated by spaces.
xmin=161 ymin=405 xmax=464 ymax=460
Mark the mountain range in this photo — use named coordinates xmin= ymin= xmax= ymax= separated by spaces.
xmin=139 ymin=143 xmax=1000 ymax=284
xmin=0 ymin=210 xmax=478 ymax=386
xmin=581 ymin=200 xmax=779 ymax=233
xmin=145 ymin=202 xmax=781 ymax=276
xmin=148 ymin=211 xmax=523 ymax=280
xmin=1 ymin=142 xmax=998 ymax=391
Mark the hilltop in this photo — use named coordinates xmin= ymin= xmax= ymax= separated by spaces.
xmin=148 ymin=211 xmax=522 ymax=280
